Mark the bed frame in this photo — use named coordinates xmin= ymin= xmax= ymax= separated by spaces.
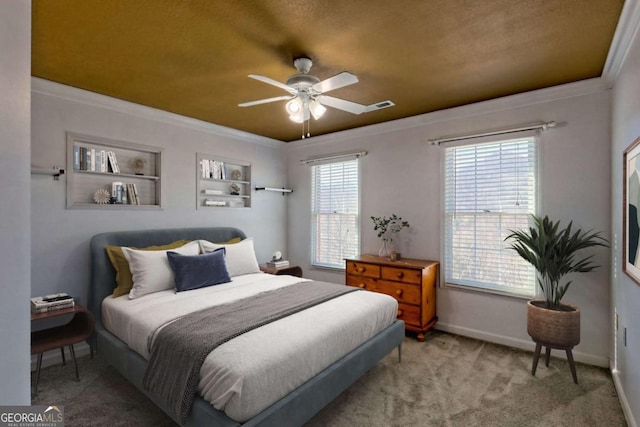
xmin=89 ymin=227 xmax=405 ymax=426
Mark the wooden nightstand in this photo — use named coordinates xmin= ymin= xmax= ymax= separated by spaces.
xmin=31 ymin=303 xmax=95 ymax=395
xmin=345 ymin=255 xmax=439 ymax=341
xmin=260 ymin=264 xmax=303 ymax=277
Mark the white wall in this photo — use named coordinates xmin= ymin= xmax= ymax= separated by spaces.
xmin=611 ymin=17 xmax=640 ymax=426
xmin=286 ymin=81 xmax=612 ymax=366
xmin=0 ymin=0 xmax=31 ymax=404
xmin=30 ymin=79 xmax=289 ymax=309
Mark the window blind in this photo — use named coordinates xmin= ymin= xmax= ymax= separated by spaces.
xmin=311 ymin=159 xmax=359 ymax=268
xmin=444 ymin=138 xmax=537 ymax=296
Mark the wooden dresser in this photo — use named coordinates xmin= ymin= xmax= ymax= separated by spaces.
xmin=345 ymin=255 xmax=438 ymax=341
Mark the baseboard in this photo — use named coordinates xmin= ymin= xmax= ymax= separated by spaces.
xmin=612 ymin=369 xmax=638 ymax=427
xmin=30 ymin=342 xmax=92 ymax=372
xmin=435 ymin=322 xmax=609 ymax=367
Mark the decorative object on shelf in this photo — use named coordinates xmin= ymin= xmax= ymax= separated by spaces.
xmin=93 ymin=188 xmax=111 ymax=204
xmin=272 ymin=250 xmax=283 ymax=262
xmin=505 ymin=214 xmax=608 ymax=383
xmin=390 ymin=251 xmax=400 ymax=262
xmin=130 ymin=157 xmax=147 ymax=175
xmin=231 ymin=169 xmax=242 ymax=180
xmin=230 ymin=183 xmax=241 ymax=195
xmin=371 ymin=214 xmax=410 ymax=258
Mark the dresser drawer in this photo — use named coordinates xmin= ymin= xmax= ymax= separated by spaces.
xmin=397 ymin=303 xmax=421 ymax=326
xmin=369 ymin=281 xmax=421 ymax=306
xmin=346 ymin=275 xmax=377 ymax=290
xmin=381 ymin=266 xmax=422 ymax=284
xmin=346 ymin=261 xmax=380 ymax=278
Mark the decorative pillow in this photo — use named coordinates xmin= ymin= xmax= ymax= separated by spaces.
xmin=199 ymin=237 xmax=260 ymax=277
xmin=105 ymin=240 xmax=190 ymax=297
xmin=123 ymin=241 xmax=201 ymax=299
xmin=167 ymin=248 xmax=231 ymax=292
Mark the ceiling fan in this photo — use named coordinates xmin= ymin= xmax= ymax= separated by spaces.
xmin=238 ymin=57 xmax=394 ymax=127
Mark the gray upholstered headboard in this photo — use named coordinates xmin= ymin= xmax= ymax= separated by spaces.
xmin=88 ymin=227 xmax=246 ymax=336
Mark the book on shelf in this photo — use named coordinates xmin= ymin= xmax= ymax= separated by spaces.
xmin=204 ymin=199 xmax=226 ymax=207
xmin=127 ymin=183 xmax=139 ymax=205
xmin=100 ymin=150 xmax=107 ymax=173
xmin=211 ymin=160 xmax=222 ymax=179
xmin=73 ymin=145 xmax=80 ymax=170
xmin=203 ymin=189 xmax=223 ymax=195
xmin=107 ymin=151 xmax=120 ymax=173
xmin=31 ymin=293 xmax=75 ymax=313
xmin=131 ymin=183 xmax=140 ymax=205
xmin=266 ymin=260 xmax=290 ymax=268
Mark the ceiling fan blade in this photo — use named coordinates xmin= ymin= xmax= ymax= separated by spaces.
xmin=238 ymin=95 xmax=293 ymax=107
xmin=318 ymin=95 xmax=367 ymax=115
xmin=312 ymin=72 xmax=358 ymax=93
xmin=248 ymin=74 xmax=296 ymax=94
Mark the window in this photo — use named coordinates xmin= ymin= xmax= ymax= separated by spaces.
xmin=311 ymin=159 xmax=360 ymax=269
xmin=444 ymin=137 xmax=537 ymax=296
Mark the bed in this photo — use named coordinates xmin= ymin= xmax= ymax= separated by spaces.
xmin=88 ymin=227 xmax=405 ymax=426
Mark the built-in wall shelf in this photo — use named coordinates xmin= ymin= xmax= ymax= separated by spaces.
xmin=197 ymin=153 xmax=251 ymax=208
xmin=66 ymin=132 xmax=163 ymax=210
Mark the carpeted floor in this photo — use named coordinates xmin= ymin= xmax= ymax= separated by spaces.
xmin=32 ymin=331 xmax=626 ymax=426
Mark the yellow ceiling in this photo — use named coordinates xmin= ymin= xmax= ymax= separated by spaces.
xmin=32 ymin=0 xmax=624 ymax=142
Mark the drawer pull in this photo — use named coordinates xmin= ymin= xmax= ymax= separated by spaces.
xmin=356 ymin=267 xmax=366 ymax=273
xmin=396 ymin=272 xmax=404 ymax=279
xmin=358 ymin=283 xmax=366 ymax=289
xmin=396 ymin=289 xmax=404 ymax=297
xmin=397 ymin=309 xmax=403 ymax=317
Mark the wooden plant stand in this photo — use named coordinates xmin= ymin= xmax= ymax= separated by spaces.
xmin=531 ymin=340 xmax=578 ymax=384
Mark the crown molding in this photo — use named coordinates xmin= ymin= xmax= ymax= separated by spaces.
xmin=31 ymin=77 xmax=285 ymax=148
xmin=288 ymin=77 xmax=608 ymax=149
xmin=602 ymin=0 xmax=640 ymax=88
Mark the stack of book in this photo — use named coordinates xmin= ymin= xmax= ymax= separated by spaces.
xmin=267 ymin=259 xmax=290 ymax=268
xmin=31 ymin=293 xmax=75 ymax=314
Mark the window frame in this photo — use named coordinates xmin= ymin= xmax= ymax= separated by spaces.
xmin=441 ymin=134 xmax=540 ymax=298
xmin=310 ymin=157 xmax=361 ymax=270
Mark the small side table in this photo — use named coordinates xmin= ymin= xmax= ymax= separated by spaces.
xmin=259 ymin=264 xmax=303 ymax=278
xmin=31 ymin=304 xmax=95 ymax=395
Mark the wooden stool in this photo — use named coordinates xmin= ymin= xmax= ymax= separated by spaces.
xmin=531 ymin=340 xmax=578 ymax=384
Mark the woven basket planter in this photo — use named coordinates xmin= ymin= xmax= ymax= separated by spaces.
xmin=527 ymin=300 xmax=580 ymax=347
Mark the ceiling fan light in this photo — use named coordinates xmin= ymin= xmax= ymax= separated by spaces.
xmin=286 ymin=98 xmax=303 ymax=115
xmin=289 ymin=112 xmax=304 ymax=123
xmin=309 ymin=101 xmax=326 ymax=120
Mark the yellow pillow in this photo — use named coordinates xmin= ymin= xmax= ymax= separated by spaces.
xmin=222 ymin=237 xmax=242 ymax=244
xmin=106 ymin=240 xmax=190 ymax=297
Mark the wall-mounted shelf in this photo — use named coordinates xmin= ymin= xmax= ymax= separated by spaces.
xmin=255 ymin=187 xmax=293 ymax=194
xmin=31 ymin=167 xmax=65 ymax=180
xmin=197 ymin=153 xmax=251 ymax=208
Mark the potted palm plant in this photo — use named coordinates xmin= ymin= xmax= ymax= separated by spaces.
xmin=505 ymin=215 xmax=608 ymax=349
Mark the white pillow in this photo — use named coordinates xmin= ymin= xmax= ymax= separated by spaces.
xmin=123 ymin=241 xmax=200 ymax=299
xmin=199 ymin=237 xmax=260 ymax=277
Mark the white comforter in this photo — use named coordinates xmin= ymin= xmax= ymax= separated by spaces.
xmin=102 ymin=273 xmax=397 ymax=422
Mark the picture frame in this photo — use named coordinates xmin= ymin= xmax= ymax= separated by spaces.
xmin=623 ymin=136 xmax=640 ymax=286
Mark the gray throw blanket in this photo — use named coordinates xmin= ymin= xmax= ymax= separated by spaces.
xmin=142 ymin=281 xmax=359 ymax=425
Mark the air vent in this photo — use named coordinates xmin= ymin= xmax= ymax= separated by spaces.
xmin=365 ymin=100 xmax=395 ymax=112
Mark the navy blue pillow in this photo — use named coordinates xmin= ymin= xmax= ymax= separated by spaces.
xmin=167 ymin=247 xmax=231 ymax=292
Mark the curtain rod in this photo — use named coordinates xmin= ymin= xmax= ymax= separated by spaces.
xmin=429 ymin=121 xmax=556 ymax=145
xmin=300 ymin=150 xmax=368 ymax=165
